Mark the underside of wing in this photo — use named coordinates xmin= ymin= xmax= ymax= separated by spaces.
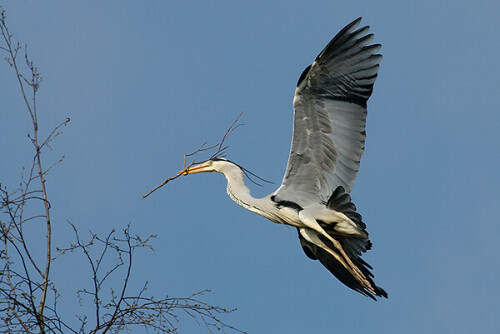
xmin=274 ymin=17 xmax=381 ymax=205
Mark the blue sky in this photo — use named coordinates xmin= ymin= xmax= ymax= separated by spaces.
xmin=2 ymin=1 xmax=499 ymax=333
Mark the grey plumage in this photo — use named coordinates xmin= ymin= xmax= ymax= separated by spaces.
xmin=275 ymin=17 xmax=382 ymax=206
xmin=179 ymin=17 xmax=386 ymax=300
xmin=275 ymin=17 xmax=386 ymax=298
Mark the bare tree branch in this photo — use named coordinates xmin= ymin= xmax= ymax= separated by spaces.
xmin=56 ymin=225 xmax=244 ymax=334
xmin=1 ymin=6 xmax=243 ymax=333
xmin=1 ymin=7 xmax=57 ymax=332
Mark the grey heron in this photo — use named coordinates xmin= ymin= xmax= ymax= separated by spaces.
xmin=179 ymin=18 xmax=387 ymax=299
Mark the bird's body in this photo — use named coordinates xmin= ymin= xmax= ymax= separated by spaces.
xmin=179 ymin=18 xmax=387 ymax=299
xmin=219 ymin=161 xmax=364 ymax=236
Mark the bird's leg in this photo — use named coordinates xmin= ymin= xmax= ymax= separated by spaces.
xmin=299 ymin=211 xmax=376 ymax=294
xmin=299 ymin=228 xmax=351 ymax=271
xmin=326 ymin=233 xmax=375 ymax=294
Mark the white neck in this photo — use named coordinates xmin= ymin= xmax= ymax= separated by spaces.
xmin=219 ymin=164 xmax=276 ymax=220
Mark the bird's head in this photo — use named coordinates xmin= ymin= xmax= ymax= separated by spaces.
xmin=180 ymin=158 xmax=273 ymax=187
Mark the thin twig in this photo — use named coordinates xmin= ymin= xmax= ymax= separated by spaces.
xmin=1 ymin=8 xmax=53 ymax=333
xmin=142 ymin=112 xmax=244 ymax=199
xmin=2 ymin=6 xmax=243 ymax=332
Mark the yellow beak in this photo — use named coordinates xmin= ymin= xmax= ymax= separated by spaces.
xmin=179 ymin=161 xmax=211 ymax=175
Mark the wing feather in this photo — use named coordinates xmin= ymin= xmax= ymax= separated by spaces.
xmin=274 ymin=17 xmax=381 ymax=204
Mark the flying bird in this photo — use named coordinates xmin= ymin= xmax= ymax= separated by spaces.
xmin=177 ymin=18 xmax=386 ymax=299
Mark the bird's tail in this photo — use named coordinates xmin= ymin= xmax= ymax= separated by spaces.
xmin=298 ymin=186 xmax=387 ymax=299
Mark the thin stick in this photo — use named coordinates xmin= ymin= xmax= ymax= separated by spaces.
xmin=141 ymin=171 xmax=182 ymax=199
xmin=141 ymin=113 xmax=243 ymax=199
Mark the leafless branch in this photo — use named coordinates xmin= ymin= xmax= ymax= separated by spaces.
xmin=1 ymin=6 xmax=243 ymax=333
xmin=56 ymin=225 xmax=243 ymax=334
xmin=1 ymin=7 xmax=58 ymax=332
xmin=142 ymin=112 xmax=244 ymax=199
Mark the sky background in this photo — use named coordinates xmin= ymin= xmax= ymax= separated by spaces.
xmin=1 ymin=1 xmax=499 ymax=333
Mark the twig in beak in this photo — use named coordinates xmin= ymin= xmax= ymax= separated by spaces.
xmin=141 ymin=113 xmax=244 ymax=199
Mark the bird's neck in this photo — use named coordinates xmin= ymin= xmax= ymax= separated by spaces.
xmin=221 ymin=167 xmax=270 ymax=217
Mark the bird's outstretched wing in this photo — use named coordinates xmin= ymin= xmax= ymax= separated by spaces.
xmin=273 ymin=17 xmax=382 ymax=205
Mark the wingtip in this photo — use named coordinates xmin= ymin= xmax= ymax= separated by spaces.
xmin=315 ymin=17 xmax=372 ymax=61
xmin=346 ymin=17 xmax=363 ymax=32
